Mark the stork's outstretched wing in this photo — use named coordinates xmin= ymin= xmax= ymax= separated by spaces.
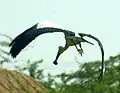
xmin=9 ymin=24 xmax=75 ymax=58
xmin=78 ymin=33 xmax=104 ymax=81
xmin=9 ymin=23 xmax=38 ymax=47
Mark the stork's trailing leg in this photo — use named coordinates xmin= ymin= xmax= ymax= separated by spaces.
xmin=78 ymin=43 xmax=84 ymax=56
xmin=73 ymin=43 xmax=83 ymax=56
xmin=79 ymin=43 xmax=84 ymax=53
xmin=53 ymin=46 xmax=69 ymax=65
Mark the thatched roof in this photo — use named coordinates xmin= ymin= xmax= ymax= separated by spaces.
xmin=0 ymin=69 xmax=49 ymax=93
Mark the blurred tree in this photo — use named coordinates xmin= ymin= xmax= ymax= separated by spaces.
xmin=0 ymin=34 xmax=12 ymax=66
xmin=51 ymin=54 xmax=120 ymax=93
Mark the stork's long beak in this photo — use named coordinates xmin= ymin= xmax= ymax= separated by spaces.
xmin=81 ymin=38 xmax=94 ymax=45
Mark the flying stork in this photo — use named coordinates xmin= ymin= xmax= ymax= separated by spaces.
xmin=9 ymin=23 xmax=94 ymax=65
xmin=9 ymin=23 xmax=105 ymax=81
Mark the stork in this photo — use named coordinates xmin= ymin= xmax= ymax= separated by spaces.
xmin=9 ymin=23 xmax=105 ymax=81
xmin=9 ymin=23 xmax=94 ymax=65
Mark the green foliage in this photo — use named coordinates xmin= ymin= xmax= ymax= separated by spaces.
xmin=50 ymin=54 xmax=120 ymax=93
xmin=0 ymin=34 xmax=12 ymax=66
xmin=0 ymin=33 xmax=12 ymax=41
xmin=25 ymin=59 xmax=44 ymax=79
xmin=0 ymin=41 xmax=10 ymax=47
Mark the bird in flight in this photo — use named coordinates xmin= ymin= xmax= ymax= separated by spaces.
xmin=9 ymin=23 xmax=94 ymax=65
xmin=9 ymin=23 xmax=105 ymax=81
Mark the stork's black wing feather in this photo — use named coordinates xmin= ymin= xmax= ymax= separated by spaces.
xmin=9 ymin=23 xmax=38 ymax=47
xmin=9 ymin=26 xmax=74 ymax=58
xmin=78 ymin=33 xmax=104 ymax=81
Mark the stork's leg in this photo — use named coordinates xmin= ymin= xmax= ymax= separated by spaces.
xmin=78 ymin=43 xmax=84 ymax=55
xmin=70 ymin=39 xmax=84 ymax=56
xmin=74 ymin=44 xmax=83 ymax=56
xmin=53 ymin=51 xmax=61 ymax=65
xmin=53 ymin=46 xmax=69 ymax=65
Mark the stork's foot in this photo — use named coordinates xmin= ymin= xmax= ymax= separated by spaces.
xmin=78 ymin=49 xmax=84 ymax=56
xmin=53 ymin=61 xmax=58 ymax=65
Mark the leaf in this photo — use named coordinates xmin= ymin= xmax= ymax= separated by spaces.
xmin=0 ymin=41 xmax=10 ymax=47
xmin=0 ymin=48 xmax=9 ymax=55
xmin=0 ymin=33 xmax=12 ymax=41
xmin=0 ymin=54 xmax=10 ymax=62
